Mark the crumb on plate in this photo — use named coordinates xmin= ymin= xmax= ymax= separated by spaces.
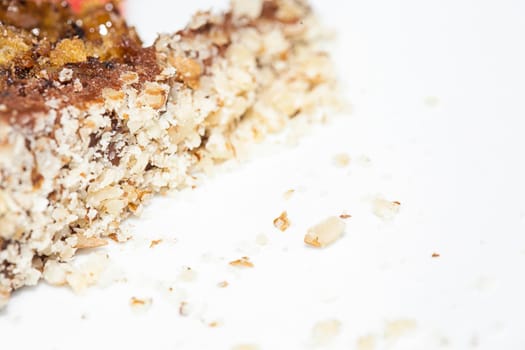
xmin=217 ymin=281 xmax=229 ymax=288
xmin=304 ymin=216 xmax=346 ymax=248
xmin=229 ymin=256 xmax=254 ymax=268
xmin=273 ymin=211 xmax=291 ymax=231
xmin=333 ymin=153 xmax=350 ymax=167
xmin=129 ymin=296 xmax=152 ymax=312
xmin=149 ymin=239 xmax=163 ymax=248
xmin=372 ymin=197 xmax=401 ymax=220
xmin=283 ymin=189 xmax=295 ymax=200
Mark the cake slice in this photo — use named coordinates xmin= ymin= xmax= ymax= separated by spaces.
xmin=0 ymin=0 xmax=337 ymax=306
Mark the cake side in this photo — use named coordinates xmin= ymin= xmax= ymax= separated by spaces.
xmin=0 ymin=0 xmax=338 ymax=307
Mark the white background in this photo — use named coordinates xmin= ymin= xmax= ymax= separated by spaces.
xmin=2 ymin=0 xmax=525 ymax=349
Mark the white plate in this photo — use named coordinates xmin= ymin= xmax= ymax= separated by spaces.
xmin=2 ymin=1 xmax=525 ymax=349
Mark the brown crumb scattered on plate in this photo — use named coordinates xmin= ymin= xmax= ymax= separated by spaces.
xmin=304 ymin=216 xmax=346 ymax=248
xmin=339 ymin=212 xmax=352 ymax=219
xmin=179 ymin=301 xmax=190 ymax=316
xmin=273 ymin=211 xmax=291 ymax=232
xmin=432 ymin=252 xmax=440 ymax=258
xmin=149 ymin=239 xmax=163 ymax=248
xmin=217 ymin=281 xmax=229 ymax=288
xmin=129 ymin=296 xmax=152 ymax=312
xmin=229 ymin=256 xmax=254 ymax=268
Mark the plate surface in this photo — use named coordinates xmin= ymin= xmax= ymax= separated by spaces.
xmin=2 ymin=1 xmax=525 ymax=349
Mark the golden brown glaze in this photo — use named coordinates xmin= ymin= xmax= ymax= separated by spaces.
xmin=0 ymin=0 xmax=159 ymax=122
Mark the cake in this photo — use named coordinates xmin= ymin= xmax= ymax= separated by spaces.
xmin=0 ymin=0 xmax=337 ymax=306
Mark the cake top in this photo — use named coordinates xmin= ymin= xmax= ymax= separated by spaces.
xmin=0 ymin=0 xmax=159 ymax=122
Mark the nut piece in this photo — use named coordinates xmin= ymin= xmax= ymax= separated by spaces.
xmin=74 ymin=234 xmax=108 ymax=249
xmin=169 ymin=55 xmax=202 ymax=89
xmin=130 ymin=297 xmax=152 ymax=312
xmin=229 ymin=256 xmax=254 ymax=268
xmin=149 ymin=239 xmax=163 ymax=248
xmin=217 ymin=281 xmax=229 ymax=288
xmin=372 ymin=197 xmax=401 ymax=220
xmin=273 ymin=211 xmax=290 ymax=231
xmin=304 ymin=216 xmax=346 ymax=248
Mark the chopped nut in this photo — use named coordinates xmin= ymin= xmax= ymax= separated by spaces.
xmin=169 ymin=55 xmax=202 ymax=89
xmin=273 ymin=211 xmax=290 ymax=231
xmin=149 ymin=239 xmax=163 ymax=248
xmin=130 ymin=297 xmax=152 ymax=312
xmin=229 ymin=256 xmax=254 ymax=268
xmin=311 ymin=319 xmax=342 ymax=345
xmin=384 ymin=319 xmax=417 ymax=340
xmin=304 ymin=216 xmax=346 ymax=248
xmin=372 ymin=197 xmax=401 ymax=220
xmin=432 ymin=252 xmax=440 ymax=258
xmin=217 ymin=281 xmax=229 ymax=288
xmin=74 ymin=234 xmax=108 ymax=249
xmin=333 ymin=153 xmax=350 ymax=167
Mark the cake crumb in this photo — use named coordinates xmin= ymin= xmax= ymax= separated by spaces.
xmin=149 ymin=239 xmax=163 ymax=248
xmin=229 ymin=256 xmax=254 ymax=268
xmin=357 ymin=335 xmax=376 ymax=350
xmin=217 ymin=281 xmax=229 ymax=288
xmin=283 ymin=189 xmax=295 ymax=200
xmin=129 ymin=297 xmax=152 ymax=312
xmin=432 ymin=252 xmax=440 ymax=258
xmin=384 ymin=319 xmax=417 ymax=340
xmin=339 ymin=212 xmax=352 ymax=219
xmin=304 ymin=216 xmax=346 ymax=248
xmin=273 ymin=211 xmax=291 ymax=231
xmin=311 ymin=319 xmax=342 ymax=345
xmin=333 ymin=153 xmax=350 ymax=167
xmin=208 ymin=321 xmax=220 ymax=327
xmin=179 ymin=301 xmax=190 ymax=316
xmin=372 ymin=197 xmax=401 ymax=220
xmin=255 ymin=233 xmax=269 ymax=246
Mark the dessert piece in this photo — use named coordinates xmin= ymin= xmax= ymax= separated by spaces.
xmin=0 ymin=0 xmax=337 ymax=306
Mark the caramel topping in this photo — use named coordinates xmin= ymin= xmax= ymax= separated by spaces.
xmin=0 ymin=0 xmax=160 ymax=122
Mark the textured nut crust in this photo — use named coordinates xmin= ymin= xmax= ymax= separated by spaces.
xmin=0 ymin=0 xmax=338 ymax=305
